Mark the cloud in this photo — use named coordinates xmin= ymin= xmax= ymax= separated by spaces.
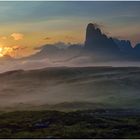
xmin=12 ymin=45 xmax=20 ymax=50
xmin=44 ymin=37 xmax=51 ymax=40
xmin=65 ymin=35 xmax=75 ymax=40
xmin=11 ymin=33 xmax=24 ymax=40
xmin=0 ymin=36 xmax=7 ymax=40
xmin=12 ymin=45 xmax=26 ymax=51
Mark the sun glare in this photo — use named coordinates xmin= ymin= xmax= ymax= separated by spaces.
xmin=0 ymin=45 xmax=13 ymax=57
xmin=0 ymin=47 xmax=4 ymax=57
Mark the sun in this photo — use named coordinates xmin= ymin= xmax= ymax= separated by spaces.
xmin=0 ymin=47 xmax=4 ymax=57
xmin=0 ymin=46 xmax=13 ymax=57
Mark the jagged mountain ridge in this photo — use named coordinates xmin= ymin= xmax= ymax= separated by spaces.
xmin=22 ymin=23 xmax=140 ymax=63
xmin=85 ymin=23 xmax=119 ymax=53
xmin=85 ymin=23 xmax=140 ymax=57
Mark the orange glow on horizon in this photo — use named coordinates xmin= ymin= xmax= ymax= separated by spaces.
xmin=0 ymin=45 xmax=13 ymax=57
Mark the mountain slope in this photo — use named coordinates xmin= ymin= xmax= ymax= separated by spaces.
xmin=0 ymin=66 xmax=140 ymax=110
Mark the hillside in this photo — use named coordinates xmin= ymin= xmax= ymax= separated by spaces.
xmin=0 ymin=66 xmax=140 ymax=110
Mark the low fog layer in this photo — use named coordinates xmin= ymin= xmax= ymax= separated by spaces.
xmin=1 ymin=42 xmax=140 ymax=73
xmin=0 ymin=67 xmax=140 ymax=110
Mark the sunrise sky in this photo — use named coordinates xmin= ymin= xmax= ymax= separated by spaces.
xmin=0 ymin=1 xmax=140 ymax=57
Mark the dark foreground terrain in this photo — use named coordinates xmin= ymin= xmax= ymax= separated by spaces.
xmin=0 ymin=109 xmax=140 ymax=138
xmin=0 ymin=67 xmax=140 ymax=138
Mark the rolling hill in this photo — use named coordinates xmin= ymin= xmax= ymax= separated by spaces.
xmin=0 ymin=66 xmax=140 ymax=110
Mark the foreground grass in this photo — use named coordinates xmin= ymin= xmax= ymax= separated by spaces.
xmin=0 ymin=109 xmax=140 ymax=138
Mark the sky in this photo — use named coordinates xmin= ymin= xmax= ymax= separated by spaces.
xmin=0 ymin=1 xmax=140 ymax=57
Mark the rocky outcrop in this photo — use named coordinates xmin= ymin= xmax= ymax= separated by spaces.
xmin=85 ymin=23 xmax=119 ymax=54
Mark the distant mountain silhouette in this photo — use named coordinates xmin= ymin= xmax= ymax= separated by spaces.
xmin=22 ymin=22 xmax=140 ymax=63
xmin=133 ymin=43 xmax=140 ymax=56
xmin=84 ymin=23 xmax=140 ymax=61
xmin=135 ymin=43 xmax=140 ymax=49
xmin=85 ymin=23 xmax=119 ymax=54
xmin=113 ymin=39 xmax=133 ymax=54
xmin=22 ymin=44 xmax=83 ymax=62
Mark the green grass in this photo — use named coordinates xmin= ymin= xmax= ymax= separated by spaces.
xmin=0 ymin=110 xmax=140 ymax=138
